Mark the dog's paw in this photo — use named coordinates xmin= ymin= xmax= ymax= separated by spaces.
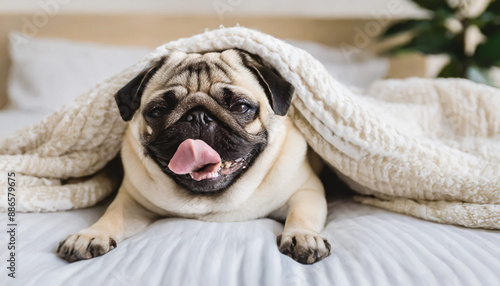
xmin=56 ymin=233 xmax=117 ymax=263
xmin=276 ymin=231 xmax=331 ymax=264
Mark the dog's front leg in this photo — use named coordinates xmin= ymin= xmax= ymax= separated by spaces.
xmin=56 ymin=188 xmax=157 ymax=262
xmin=276 ymin=174 xmax=331 ymax=264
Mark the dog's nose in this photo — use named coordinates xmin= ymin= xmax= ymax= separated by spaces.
xmin=184 ymin=109 xmax=214 ymax=124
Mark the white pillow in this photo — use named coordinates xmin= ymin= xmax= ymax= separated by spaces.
xmin=7 ymin=32 xmax=152 ymax=112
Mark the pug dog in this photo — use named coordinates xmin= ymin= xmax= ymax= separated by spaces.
xmin=56 ymin=49 xmax=330 ymax=264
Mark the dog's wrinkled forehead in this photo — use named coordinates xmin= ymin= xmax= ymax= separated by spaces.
xmin=155 ymin=51 xmax=235 ymax=90
xmin=142 ymin=50 xmax=264 ymax=103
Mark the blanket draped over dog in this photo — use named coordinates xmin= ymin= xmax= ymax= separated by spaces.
xmin=1 ymin=27 xmax=499 ymax=229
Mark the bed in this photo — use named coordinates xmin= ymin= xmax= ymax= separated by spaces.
xmin=7 ymin=189 xmax=500 ymax=285
xmin=1 ymin=30 xmax=499 ymax=286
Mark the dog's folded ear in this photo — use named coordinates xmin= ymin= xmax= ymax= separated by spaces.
xmin=239 ymin=51 xmax=295 ymax=116
xmin=114 ymin=58 xmax=165 ymax=121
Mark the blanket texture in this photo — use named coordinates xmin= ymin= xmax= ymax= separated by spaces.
xmin=1 ymin=27 xmax=499 ymax=229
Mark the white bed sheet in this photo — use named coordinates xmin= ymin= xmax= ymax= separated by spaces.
xmin=1 ymin=198 xmax=499 ymax=286
xmin=0 ymin=107 xmax=52 ymax=136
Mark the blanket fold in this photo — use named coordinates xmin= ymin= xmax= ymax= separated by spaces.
xmin=1 ymin=27 xmax=499 ymax=229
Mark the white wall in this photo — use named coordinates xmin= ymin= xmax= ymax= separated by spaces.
xmin=0 ymin=0 xmax=426 ymax=19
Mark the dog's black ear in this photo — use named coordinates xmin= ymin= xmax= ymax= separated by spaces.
xmin=115 ymin=59 xmax=164 ymax=121
xmin=239 ymin=52 xmax=294 ymax=116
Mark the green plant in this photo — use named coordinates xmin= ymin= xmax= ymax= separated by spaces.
xmin=381 ymin=0 xmax=500 ymax=86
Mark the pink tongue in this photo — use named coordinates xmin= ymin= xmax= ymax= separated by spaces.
xmin=168 ymin=139 xmax=221 ymax=181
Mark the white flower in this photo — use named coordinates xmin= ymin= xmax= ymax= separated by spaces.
xmin=445 ymin=17 xmax=464 ymax=34
xmin=465 ymin=25 xmax=486 ymax=56
xmin=447 ymin=0 xmax=491 ymax=18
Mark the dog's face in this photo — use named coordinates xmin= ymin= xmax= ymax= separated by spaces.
xmin=115 ymin=49 xmax=294 ymax=195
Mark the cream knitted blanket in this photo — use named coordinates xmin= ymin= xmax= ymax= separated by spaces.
xmin=1 ymin=27 xmax=499 ymax=229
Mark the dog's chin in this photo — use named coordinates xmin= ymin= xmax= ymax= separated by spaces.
xmin=156 ymin=150 xmax=259 ymax=195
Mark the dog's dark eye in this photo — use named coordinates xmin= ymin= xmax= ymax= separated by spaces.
xmin=146 ymin=107 xmax=167 ymax=118
xmin=230 ymin=103 xmax=251 ymax=113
